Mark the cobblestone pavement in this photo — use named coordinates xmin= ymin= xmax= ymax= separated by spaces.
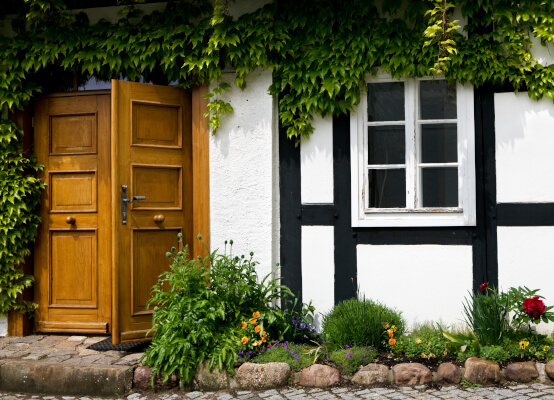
xmin=3 ymin=384 xmax=554 ymax=400
xmin=0 ymin=335 xmax=143 ymax=365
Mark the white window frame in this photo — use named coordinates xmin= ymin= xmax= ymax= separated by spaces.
xmin=350 ymin=74 xmax=476 ymax=227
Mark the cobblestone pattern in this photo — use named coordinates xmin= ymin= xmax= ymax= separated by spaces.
xmin=4 ymin=383 xmax=554 ymax=400
xmin=0 ymin=335 xmax=143 ymax=366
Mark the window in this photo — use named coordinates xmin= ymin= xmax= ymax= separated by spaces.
xmin=350 ymin=75 xmax=476 ymax=227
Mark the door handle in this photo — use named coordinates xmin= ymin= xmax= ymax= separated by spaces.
xmin=121 ymin=185 xmax=146 ymax=225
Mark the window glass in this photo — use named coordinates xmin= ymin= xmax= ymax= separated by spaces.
xmin=367 ymin=82 xmax=404 ymax=121
xmin=368 ymin=169 xmax=406 ymax=208
xmin=368 ymin=126 xmax=405 ymax=165
xmin=421 ymin=124 xmax=457 ymax=163
xmin=419 ymin=80 xmax=456 ymax=120
xmin=421 ymin=167 xmax=458 ymax=207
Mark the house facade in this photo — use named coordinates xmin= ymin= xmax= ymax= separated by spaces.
xmin=2 ymin=0 xmax=554 ymax=337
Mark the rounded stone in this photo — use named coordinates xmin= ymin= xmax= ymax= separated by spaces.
xmin=464 ymin=357 xmax=500 ymax=385
xmin=505 ymin=362 xmax=539 ymax=383
xmin=392 ymin=363 xmax=432 ymax=386
xmin=436 ymin=362 xmax=462 ymax=384
xmin=236 ymin=362 xmax=291 ymax=389
xmin=351 ymin=364 xmax=389 ymax=386
xmin=545 ymin=360 xmax=554 ymax=380
xmin=299 ymin=364 xmax=340 ymax=387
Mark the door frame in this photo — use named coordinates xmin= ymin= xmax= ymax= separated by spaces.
xmin=8 ymin=84 xmax=210 ymax=337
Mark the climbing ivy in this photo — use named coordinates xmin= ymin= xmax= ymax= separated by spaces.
xmin=2 ymin=0 xmax=554 ymax=315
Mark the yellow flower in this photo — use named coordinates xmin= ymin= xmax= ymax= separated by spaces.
xmin=252 ymin=311 xmax=261 ymax=318
xmin=544 ymin=345 xmax=550 ymax=352
xmin=241 ymin=337 xmax=248 ymax=344
xmin=241 ymin=321 xmax=247 ymax=329
xmin=415 ymin=338 xmax=422 ymax=344
xmin=519 ymin=340 xmax=529 ymax=350
xmin=391 ymin=325 xmax=397 ymax=332
xmin=383 ymin=322 xmax=390 ymax=329
xmin=254 ymin=325 xmax=261 ymax=333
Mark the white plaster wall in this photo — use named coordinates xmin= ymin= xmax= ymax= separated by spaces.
xmin=498 ymin=227 xmax=554 ymax=335
xmin=301 ymin=226 xmax=334 ymax=329
xmin=0 ymin=316 xmax=7 ymax=337
xmin=357 ymin=245 xmax=473 ymax=330
xmin=300 ymin=116 xmax=333 ymax=204
xmin=209 ymin=69 xmax=278 ymax=281
xmin=495 ymin=92 xmax=554 ymax=203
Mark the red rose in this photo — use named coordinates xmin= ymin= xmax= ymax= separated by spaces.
xmin=479 ymin=282 xmax=488 ymax=293
xmin=522 ymin=296 xmax=546 ymax=319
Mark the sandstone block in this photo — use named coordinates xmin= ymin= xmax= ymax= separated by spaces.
xmin=133 ymin=365 xmax=178 ymax=391
xmin=545 ymin=360 xmax=554 ymax=380
xmin=193 ymin=360 xmax=229 ymax=391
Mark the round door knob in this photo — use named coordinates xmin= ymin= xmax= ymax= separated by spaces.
xmin=66 ymin=216 xmax=76 ymax=225
xmin=153 ymin=214 xmax=165 ymax=223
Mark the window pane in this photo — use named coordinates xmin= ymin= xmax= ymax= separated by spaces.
xmin=421 ymin=167 xmax=458 ymax=207
xmin=368 ymin=169 xmax=406 ymax=208
xmin=367 ymin=82 xmax=404 ymax=121
xmin=368 ymin=126 xmax=405 ymax=165
xmin=421 ymin=123 xmax=457 ymax=163
xmin=419 ymin=80 xmax=456 ymax=120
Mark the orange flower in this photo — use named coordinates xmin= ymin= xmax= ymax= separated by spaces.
xmin=249 ymin=318 xmax=256 ymax=324
xmin=389 ymin=338 xmax=396 ymax=345
xmin=262 ymin=337 xmax=266 ymax=343
xmin=241 ymin=337 xmax=248 ymax=344
xmin=252 ymin=311 xmax=261 ymax=318
xmin=388 ymin=330 xmax=394 ymax=338
xmin=242 ymin=321 xmax=247 ymax=329
xmin=262 ymin=331 xmax=267 ymax=337
xmin=254 ymin=325 xmax=261 ymax=333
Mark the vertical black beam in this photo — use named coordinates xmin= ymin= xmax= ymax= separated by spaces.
xmin=473 ymin=86 xmax=498 ymax=291
xmin=333 ymin=113 xmax=358 ymax=303
xmin=481 ymin=87 xmax=498 ymax=289
xmin=279 ymin=124 xmax=302 ymax=303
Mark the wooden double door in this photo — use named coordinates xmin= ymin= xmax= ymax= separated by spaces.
xmin=34 ymin=81 xmax=208 ymax=344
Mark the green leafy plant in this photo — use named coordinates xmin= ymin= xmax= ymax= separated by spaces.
xmin=141 ymin=235 xmax=291 ymax=385
xmin=252 ymin=341 xmax=313 ymax=372
xmin=479 ymin=345 xmax=509 ymax=363
xmin=328 ymin=345 xmax=378 ymax=376
xmin=321 ymin=295 xmax=405 ymax=350
xmin=303 ymin=340 xmax=337 ymax=365
xmin=462 ymin=287 xmax=511 ymax=346
xmin=395 ymin=325 xmax=449 ymax=358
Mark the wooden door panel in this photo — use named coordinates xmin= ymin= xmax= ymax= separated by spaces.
xmin=131 ymin=166 xmax=182 ymax=209
xmin=131 ymin=229 xmax=180 ymax=315
xmin=112 ymin=80 xmax=193 ymax=344
xmin=50 ymin=113 xmax=97 ymax=154
xmin=34 ymin=93 xmax=111 ymax=333
xmin=132 ymin=103 xmax=181 ymax=148
xmin=50 ymin=230 xmax=97 ymax=306
xmin=50 ymin=171 xmax=97 ymax=212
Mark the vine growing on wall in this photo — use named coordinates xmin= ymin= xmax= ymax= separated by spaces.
xmin=1 ymin=0 xmax=554 ymax=315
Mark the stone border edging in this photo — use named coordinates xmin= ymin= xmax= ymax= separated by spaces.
xmin=135 ymin=359 xmax=554 ymax=392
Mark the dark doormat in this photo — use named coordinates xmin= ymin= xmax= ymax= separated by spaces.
xmin=87 ymin=337 xmax=151 ymax=353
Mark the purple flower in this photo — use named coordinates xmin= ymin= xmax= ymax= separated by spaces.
xmin=296 ymin=357 xmax=299 ymax=360
xmin=345 ymin=345 xmax=349 ymax=348
xmin=238 ymin=359 xmax=242 ymax=362
xmin=238 ymin=352 xmax=243 ymax=355
xmin=300 ymin=323 xmax=307 ymax=329
xmin=248 ymin=351 xmax=252 ymax=355
xmin=289 ymin=350 xmax=293 ymax=353
xmin=261 ymin=350 xmax=265 ymax=353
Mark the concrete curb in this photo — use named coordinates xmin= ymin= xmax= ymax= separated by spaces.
xmin=0 ymin=360 xmax=134 ymax=397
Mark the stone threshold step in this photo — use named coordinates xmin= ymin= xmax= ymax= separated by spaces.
xmin=0 ymin=360 xmax=134 ymax=397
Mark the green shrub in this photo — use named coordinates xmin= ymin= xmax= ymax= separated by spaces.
xmin=328 ymin=345 xmax=378 ymax=375
xmin=141 ymin=236 xmax=291 ymax=385
xmin=480 ymin=345 xmax=509 ymax=362
xmin=251 ymin=341 xmax=313 ymax=371
xmin=396 ymin=328 xmax=448 ymax=358
xmin=321 ymin=296 xmax=405 ymax=349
